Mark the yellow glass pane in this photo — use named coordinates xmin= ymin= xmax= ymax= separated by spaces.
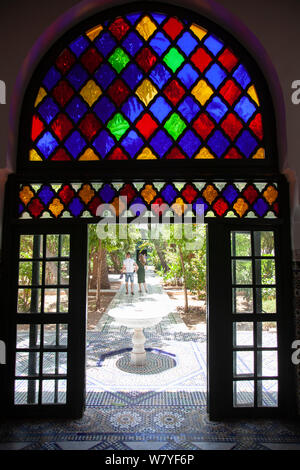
xmin=172 ymin=197 xmax=186 ymax=215
xmin=78 ymin=184 xmax=95 ymax=204
xmin=247 ymin=85 xmax=260 ymax=106
xmin=195 ymin=147 xmax=215 ymax=159
xmin=192 ymin=80 xmax=213 ymax=106
xmin=49 ymin=198 xmax=64 ymax=217
xmin=137 ymin=147 xmax=157 ymax=159
xmin=80 ymin=80 xmax=102 ymax=106
xmin=136 ymin=15 xmax=157 ymax=40
xmin=202 ymin=184 xmax=218 ymax=204
xmin=190 ymin=23 xmax=207 ymax=41
xmin=141 ymin=184 xmax=157 ymax=204
xmin=263 ymin=186 xmax=278 ymax=205
xmin=86 ymin=24 xmax=103 ymax=41
xmin=34 ymin=87 xmax=47 ymax=107
xmin=135 ymin=79 xmax=158 ymax=106
xmin=253 ymin=148 xmax=265 ymax=159
xmin=20 ymin=186 xmax=34 ymax=205
xmin=29 ymin=149 xmax=43 ymax=161
xmin=233 ymin=198 xmax=249 ymax=217
xmin=79 ymin=148 xmax=99 ymax=161
xmin=111 ymin=196 xmax=126 ymax=216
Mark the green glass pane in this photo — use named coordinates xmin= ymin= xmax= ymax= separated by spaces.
xmin=164 ymin=113 xmax=186 ymax=140
xmin=163 ymin=47 xmax=185 ymax=72
xmin=107 ymin=113 xmax=130 ymax=140
xmin=108 ymin=47 xmax=130 ymax=73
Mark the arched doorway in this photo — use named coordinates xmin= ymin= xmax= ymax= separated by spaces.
xmin=0 ymin=2 xmax=295 ymax=419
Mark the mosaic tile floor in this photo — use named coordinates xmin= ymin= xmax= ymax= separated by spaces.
xmin=2 ymin=271 xmax=300 ymax=450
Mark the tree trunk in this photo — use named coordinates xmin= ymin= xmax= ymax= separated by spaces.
xmin=90 ymin=250 xmax=98 ymax=289
xmin=110 ymin=251 xmax=122 ymax=273
xmin=178 ymin=245 xmax=189 ymax=313
xmin=100 ymin=248 xmax=110 ymax=289
xmin=96 ymin=241 xmax=103 ymax=311
xmin=153 ymin=240 xmax=169 ymax=273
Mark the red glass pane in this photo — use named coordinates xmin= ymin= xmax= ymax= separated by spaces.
xmin=51 ymin=148 xmax=72 ymax=161
xmin=79 ymin=113 xmax=101 ymax=141
xmin=31 ymin=115 xmax=45 ymax=141
xmin=120 ymin=183 xmax=136 ymax=202
xmin=107 ymin=79 xmax=130 ymax=106
xmin=28 ymin=198 xmax=44 ymax=218
xmin=152 ymin=197 xmax=167 ymax=215
xmin=213 ymin=197 xmax=228 ymax=216
xmin=163 ymin=80 xmax=185 ymax=105
xmin=109 ymin=17 xmax=130 ymax=40
xmin=243 ymin=185 xmax=259 ymax=203
xmin=51 ymin=113 xmax=74 ymax=140
xmin=163 ymin=17 xmax=184 ymax=39
xmin=218 ymin=48 xmax=238 ymax=72
xmin=221 ymin=113 xmax=243 ymax=140
xmin=224 ymin=148 xmax=243 ymax=159
xmin=182 ymin=184 xmax=197 ymax=203
xmin=136 ymin=113 xmax=158 ymax=138
xmin=88 ymin=196 xmax=102 ymax=216
xmin=52 ymin=80 xmax=74 ymax=107
xmin=193 ymin=113 xmax=215 ymax=139
xmin=191 ymin=47 xmax=212 ymax=72
xmin=219 ymin=79 xmax=241 ymax=105
xmin=58 ymin=184 xmax=75 ymax=204
xmin=273 ymin=202 xmax=279 ymax=215
xmin=136 ymin=47 xmax=157 ymax=72
xmin=80 ymin=47 xmax=103 ymax=74
xmin=249 ymin=113 xmax=263 ymax=140
xmin=56 ymin=48 xmax=76 ymax=74
xmin=165 ymin=147 xmax=186 ymax=159
xmin=108 ymin=147 xmax=128 ymax=160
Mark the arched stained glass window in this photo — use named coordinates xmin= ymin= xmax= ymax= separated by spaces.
xmin=26 ymin=9 xmax=268 ymax=163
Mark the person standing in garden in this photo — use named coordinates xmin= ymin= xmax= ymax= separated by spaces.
xmin=122 ymin=252 xmax=138 ymax=295
xmin=137 ymin=253 xmax=147 ymax=293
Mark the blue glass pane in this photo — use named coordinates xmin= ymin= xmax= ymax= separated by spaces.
xmin=99 ymin=184 xmax=116 ymax=203
xmin=93 ymin=130 xmax=115 ymax=157
xmin=151 ymin=13 xmax=167 ymax=24
xmin=150 ymin=64 xmax=171 ymax=87
xmin=122 ymin=63 xmax=144 ymax=88
xmin=161 ymin=184 xmax=177 ymax=204
xmin=178 ymin=96 xmax=200 ymax=121
xmin=207 ymin=130 xmax=230 ymax=158
xmin=233 ymin=64 xmax=251 ymax=89
xmin=69 ymin=35 xmax=89 ymax=57
xmin=178 ymin=130 xmax=201 ymax=157
xmin=125 ymin=13 xmax=142 ymax=25
xmin=66 ymin=64 xmax=89 ymax=90
xmin=204 ymin=35 xmax=224 ymax=55
xmin=177 ymin=64 xmax=198 ymax=89
xmin=122 ymin=31 xmax=143 ymax=56
xmin=235 ymin=130 xmax=257 ymax=158
xmin=42 ymin=66 xmax=61 ymax=91
xmin=94 ymin=64 xmax=116 ymax=89
xmin=193 ymin=197 xmax=207 ymax=215
xmin=38 ymin=186 xmax=54 ymax=205
xmin=222 ymin=185 xmax=238 ymax=204
xmin=121 ymin=130 xmax=144 ymax=158
xmin=150 ymin=130 xmax=173 ymax=157
xmin=19 ymin=203 xmax=25 ymax=215
xmin=65 ymin=97 xmax=88 ymax=123
xmin=206 ymin=97 xmax=228 ymax=123
xmin=205 ymin=63 xmax=227 ymax=89
xmin=69 ymin=197 xmax=84 ymax=216
xmin=130 ymin=197 xmax=147 ymax=215
xmin=36 ymin=132 xmax=58 ymax=159
xmin=64 ymin=131 xmax=86 ymax=158
xmin=149 ymin=32 xmax=170 ymax=56
xmin=38 ymin=98 xmax=59 ymax=124
xmin=177 ymin=31 xmax=198 ymax=56
xmin=93 ymin=97 xmax=116 ymax=123
xmin=150 ymin=97 xmax=172 ymax=121
xmin=122 ymin=96 xmax=144 ymax=122
xmin=253 ymin=198 xmax=268 ymax=217
xmin=234 ymin=96 xmax=256 ymax=122
xmin=95 ymin=32 xmax=116 ymax=57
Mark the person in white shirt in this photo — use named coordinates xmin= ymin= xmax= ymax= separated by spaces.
xmin=122 ymin=252 xmax=138 ymax=295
